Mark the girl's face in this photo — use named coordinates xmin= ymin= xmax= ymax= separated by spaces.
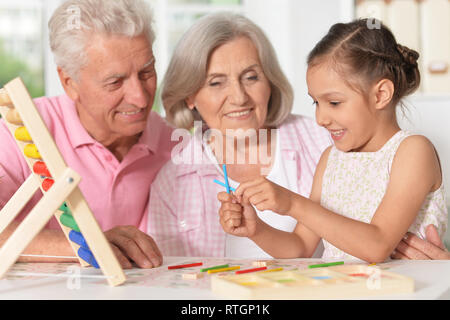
xmin=306 ymin=61 xmax=382 ymax=152
xmin=186 ymin=36 xmax=272 ymax=135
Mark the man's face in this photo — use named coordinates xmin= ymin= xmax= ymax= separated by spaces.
xmin=70 ymin=34 xmax=157 ymax=144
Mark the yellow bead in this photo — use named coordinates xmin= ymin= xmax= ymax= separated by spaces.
xmin=14 ymin=127 xmax=32 ymax=142
xmin=24 ymin=144 xmax=41 ymax=159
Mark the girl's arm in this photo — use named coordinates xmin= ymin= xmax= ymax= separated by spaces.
xmin=289 ymin=136 xmax=442 ymax=263
xmin=218 ymin=192 xmax=310 ymax=258
xmin=225 ymin=145 xmax=330 ymax=258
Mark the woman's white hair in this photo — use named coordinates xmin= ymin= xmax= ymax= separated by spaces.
xmin=162 ymin=12 xmax=294 ymax=129
xmin=48 ymin=0 xmax=155 ymax=79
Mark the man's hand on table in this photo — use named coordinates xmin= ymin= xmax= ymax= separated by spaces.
xmin=391 ymin=224 xmax=450 ymax=260
xmin=105 ymin=226 xmax=163 ymax=269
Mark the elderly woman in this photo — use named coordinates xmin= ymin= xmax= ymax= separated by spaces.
xmin=148 ymin=12 xmax=449 ymax=260
xmin=0 ymin=0 xmax=173 ymax=268
xmin=148 ymin=12 xmax=331 ymax=258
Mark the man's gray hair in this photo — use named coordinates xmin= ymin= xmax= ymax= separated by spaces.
xmin=48 ymin=0 xmax=155 ymax=79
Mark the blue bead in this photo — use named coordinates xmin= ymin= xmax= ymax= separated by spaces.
xmin=77 ymin=247 xmax=100 ymax=269
xmin=69 ymin=230 xmax=89 ymax=250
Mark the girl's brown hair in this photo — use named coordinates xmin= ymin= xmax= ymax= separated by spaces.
xmin=307 ymin=18 xmax=420 ymax=108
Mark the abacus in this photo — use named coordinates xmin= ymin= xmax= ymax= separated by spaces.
xmin=0 ymin=78 xmax=126 ymax=286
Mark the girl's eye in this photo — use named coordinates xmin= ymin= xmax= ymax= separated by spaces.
xmin=330 ymin=101 xmax=340 ymax=106
xmin=312 ymin=100 xmax=318 ymax=106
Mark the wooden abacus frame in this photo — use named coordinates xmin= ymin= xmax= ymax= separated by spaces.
xmin=0 ymin=78 xmax=126 ymax=286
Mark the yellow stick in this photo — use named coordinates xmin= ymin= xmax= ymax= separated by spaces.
xmin=208 ymin=266 xmax=240 ymax=274
xmin=257 ymin=267 xmax=284 ymax=273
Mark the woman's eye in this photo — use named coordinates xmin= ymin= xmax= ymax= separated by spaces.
xmin=209 ymin=81 xmax=222 ymax=87
xmin=243 ymin=73 xmax=258 ymax=83
xmin=312 ymin=100 xmax=318 ymax=106
xmin=330 ymin=101 xmax=340 ymax=106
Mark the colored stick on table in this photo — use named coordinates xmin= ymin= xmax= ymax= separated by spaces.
xmin=308 ymin=261 xmax=344 ymax=269
xmin=235 ymin=266 xmax=267 ymax=274
xmin=222 ymin=164 xmax=231 ymax=194
xmin=258 ymin=267 xmax=283 ymax=273
xmin=213 ymin=179 xmax=236 ymax=192
xmin=168 ymin=262 xmax=203 ymax=270
xmin=208 ymin=266 xmax=240 ymax=274
xmin=200 ymin=264 xmax=229 ymax=272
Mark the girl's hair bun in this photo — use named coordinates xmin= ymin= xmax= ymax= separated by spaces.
xmin=396 ymin=44 xmax=420 ymax=68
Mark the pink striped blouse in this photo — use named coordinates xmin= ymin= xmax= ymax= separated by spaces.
xmin=147 ymin=114 xmax=332 ymax=257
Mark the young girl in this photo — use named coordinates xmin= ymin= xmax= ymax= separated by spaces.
xmin=217 ymin=19 xmax=448 ymax=262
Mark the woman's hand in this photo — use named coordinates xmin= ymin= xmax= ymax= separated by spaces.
xmin=218 ymin=192 xmax=258 ymax=237
xmin=234 ymin=177 xmax=295 ymax=215
xmin=391 ymin=224 xmax=450 ymax=260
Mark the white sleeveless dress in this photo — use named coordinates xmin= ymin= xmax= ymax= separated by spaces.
xmin=320 ymin=130 xmax=448 ymax=260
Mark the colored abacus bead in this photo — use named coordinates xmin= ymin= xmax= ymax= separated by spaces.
xmin=60 ymin=211 xmax=81 ymax=232
xmin=33 ymin=161 xmax=51 ymax=177
xmin=0 ymin=89 xmax=13 ymax=107
xmin=5 ymin=108 xmax=23 ymax=125
xmin=59 ymin=202 xmax=70 ymax=214
xmin=14 ymin=127 xmax=32 ymax=142
xmin=69 ymin=230 xmax=100 ymax=268
xmin=41 ymin=178 xmax=54 ymax=192
xmin=23 ymin=144 xmax=41 ymax=159
xmin=69 ymin=230 xmax=89 ymax=250
xmin=78 ymin=247 xmax=100 ymax=269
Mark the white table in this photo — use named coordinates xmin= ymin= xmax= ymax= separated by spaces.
xmin=1 ymin=257 xmax=450 ymax=300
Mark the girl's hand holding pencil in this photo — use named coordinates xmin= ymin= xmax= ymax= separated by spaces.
xmin=215 ymin=165 xmax=296 ymax=237
xmin=215 ymin=164 xmax=259 ymax=237
xmin=217 ymin=192 xmax=259 ymax=237
xmin=234 ymin=177 xmax=296 ymax=215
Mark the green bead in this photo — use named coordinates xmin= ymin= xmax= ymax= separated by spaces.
xmin=60 ymin=212 xmax=80 ymax=232
xmin=59 ymin=202 xmax=71 ymax=215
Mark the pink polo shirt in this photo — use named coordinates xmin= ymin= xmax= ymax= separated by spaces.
xmin=0 ymin=94 xmax=175 ymax=231
xmin=148 ymin=114 xmax=332 ymax=257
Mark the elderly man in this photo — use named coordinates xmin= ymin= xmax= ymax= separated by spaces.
xmin=0 ymin=0 xmax=174 ymax=268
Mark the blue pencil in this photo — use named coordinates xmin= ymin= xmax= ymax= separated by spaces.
xmin=213 ymin=179 xmax=236 ymax=192
xmin=222 ymin=164 xmax=231 ymax=194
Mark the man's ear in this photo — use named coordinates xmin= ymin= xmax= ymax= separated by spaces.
xmin=57 ymin=67 xmax=80 ymax=102
xmin=372 ymin=78 xmax=394 ymax=110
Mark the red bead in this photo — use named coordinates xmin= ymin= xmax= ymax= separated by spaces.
xmin=33 ymin=161 xmax=51 ymax=177
xmin=42 ymin=178 xmax=54 ymax=192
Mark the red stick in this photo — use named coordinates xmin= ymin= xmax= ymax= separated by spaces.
xmin=235 ymin=266 xmax=267 ymax=274
xmin=168 ymin=262 xmax=203 ymax=270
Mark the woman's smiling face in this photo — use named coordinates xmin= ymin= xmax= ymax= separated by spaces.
xmin=186 ymin=36 xmax=272 ymax=135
